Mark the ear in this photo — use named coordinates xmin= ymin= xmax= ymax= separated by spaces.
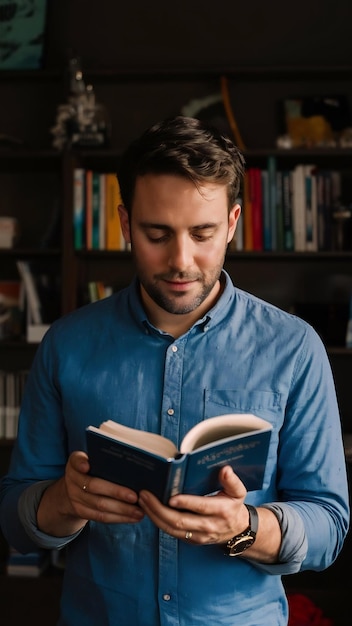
xmin=227 ymin=203 xmax=241 ymax=244
xmin=118 ymin=205 xmax=131 ymax=244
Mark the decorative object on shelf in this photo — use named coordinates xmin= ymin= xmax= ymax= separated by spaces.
xmin=50 ymin=57 xmax=111 ymax=151
xmin=0 ymin=0 xmax=48 ymax=69
xmin=277 ymin=95 xmax=351 ymax=149
xmin=181 ymin=77 xmax=245 ymax=149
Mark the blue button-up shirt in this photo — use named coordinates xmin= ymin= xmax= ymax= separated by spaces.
xmin=0 ymin=272 xmax=349 ymax=626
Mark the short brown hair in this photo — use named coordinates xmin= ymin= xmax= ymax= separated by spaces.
xmin=118 ymin=116 xmax=245 ymax=216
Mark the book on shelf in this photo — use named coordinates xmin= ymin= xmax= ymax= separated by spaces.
xmin=91 ymin=171 xmax=101 ymax=250
xmin=267 ymin=156 xmax=277 ymax=251
xmin=6 ymin=546 xmax=50 ymax=577
xmin=261 ymin=169 xmax=270 ymax=251
xmin=16 ymin=261 xmax=54 ymax=342
xmin=275 ymin=170 xmax=284 ymax=251
xmin=0 ymin=369 xmax=28 ymax=439
xmin=282 ymin=170 xmax=294 ymax=251
xmin=73 ymin=168 xmax=85 ymax=250
xmin=98 ymin=172 xmax=107 ymax=250
xmin=105 ymin=173 xmax=124 ymax=250
xmin=304 ymin=165 xmax=318 ymax=252
xmin=16 ymin=260 xmax=42 ymax=325
xmin=85 ymin=169 xmax=93 ymax=250
xmin=291 ymin=164 xmax=306 ymax=252
xmin=250 ymin=168 xmax=263 ymax=251
xmin=242 ymin=172 xmax=253 ymax=251
xmin=86 ymin=413 xmax=272 ymax=504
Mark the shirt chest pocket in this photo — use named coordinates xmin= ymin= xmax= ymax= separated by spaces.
xmin=204 ymin=389 xmax=284 ymax=430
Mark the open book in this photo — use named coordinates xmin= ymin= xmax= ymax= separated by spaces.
xmin=86 ymin=413 xmax=272 ymax=503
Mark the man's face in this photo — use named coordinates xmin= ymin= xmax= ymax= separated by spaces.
xmin=119 ymin=174 xmax=240 ymax=330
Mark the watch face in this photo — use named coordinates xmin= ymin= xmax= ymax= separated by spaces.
xmin=227 ymin=534 xmax=255 ymax=556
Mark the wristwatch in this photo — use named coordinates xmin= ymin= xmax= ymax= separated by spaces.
xmin=224 ymin=504 xmax=258 ymax=557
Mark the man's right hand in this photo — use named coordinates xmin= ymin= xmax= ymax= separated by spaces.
xmin=36 ymin=450 xmax=144 ymax=537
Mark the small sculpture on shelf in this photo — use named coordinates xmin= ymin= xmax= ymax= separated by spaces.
xmin=51 ymin=57 xmax=111 ymax=151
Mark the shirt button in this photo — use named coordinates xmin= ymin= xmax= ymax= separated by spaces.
xmin=162 ymin=594 xmax=171 ymax=602
xmin=167 ymin=408 xmax=174 ymax=416
xmin=171 ymin=345 xmax=178 ymax=352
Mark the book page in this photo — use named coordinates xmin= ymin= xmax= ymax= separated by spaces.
xmin=180 ymin=413 xmax=272 ymax=453
xmin=89 ymin=420 xmax=178 ymax=459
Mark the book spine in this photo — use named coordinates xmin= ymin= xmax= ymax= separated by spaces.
xmin=275 ymin=170 xmax=284 ymax=251
xmin=85 ymin=170 xmax=93 ymax=250
xmin=164 ymin=455 xmax=188 ymax=502
xmin=267 ymin=156 xmax=277 ymax=251
xmin=73 ymin=168 xmax=85 ymax=250
xmin=99 ymin=173 xmax=106 ymax=250
xmin=16 ymin=261 xmax=42 ymax=325
xmin=292 ymin=165 xmax=305 ymax=251
xmin=105 ymin=173 xmax=124 ymax=250
xmin=261 ymin=170 xmax=270 ymax=250
xmin=243 ymin=171 xmax=253 ymax=251
xmin=91 ymin=172 xmax=101 ymax=250
xmin=304 ymin=165 xmax=318 ymax=252
xmin=251 ymin=168 xmax=263 ymax=251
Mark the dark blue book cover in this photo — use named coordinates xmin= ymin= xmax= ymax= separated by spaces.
xmin=86 ymin=414 xmax=272 ymax=504
xmin=86 ymin=430 xmax=188 ymax=503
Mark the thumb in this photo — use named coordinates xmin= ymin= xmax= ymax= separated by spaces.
xmin=219 ymin=465 xmax=247 ymax=500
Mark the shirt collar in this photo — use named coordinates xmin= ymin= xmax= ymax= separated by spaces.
xmin=127 ymin=270 xmax=235 ymax=335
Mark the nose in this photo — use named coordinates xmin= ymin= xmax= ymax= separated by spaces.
xmin=167 ymin=235 xmax=193 ymax=271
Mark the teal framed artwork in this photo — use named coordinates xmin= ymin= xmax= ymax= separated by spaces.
xmin=0 ymin=1 xmax=48 ymax=69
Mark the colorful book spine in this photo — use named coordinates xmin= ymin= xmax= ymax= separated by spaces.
xmin=105 ymin=173 xmax=124 ymax=250
xmin=99 ymin=173 xmax=106 ymax=250
xmin=261 ymin=169 xmax=270 ymax=251
xmin=282 ymin=170 xmax=294 ymax=251
xmin=73 ymin=168 xmax=85 ymax=250
xmin=243 ymin=171 xmax=253 ymax=251
xmin=85 ymin=169 xmax=93 ymax=250
xmin=251 ymin=168 xmax=263 ymax=251
xmin=304 ymin=165 xmax=318 ymax=252
xmin=91 ymin=172 xmax=101 ymax=250
xmin=267 ymin=156 xmax=277 ymax=251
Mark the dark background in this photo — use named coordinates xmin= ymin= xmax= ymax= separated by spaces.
xmin=44 ymin=0 xmax=352 ymax=69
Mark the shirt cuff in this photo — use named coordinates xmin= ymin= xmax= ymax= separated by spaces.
xmin=18 ymin=480 xmax=84 ymax=550
xmin=249 ymin=503 xmax=307 ymax=575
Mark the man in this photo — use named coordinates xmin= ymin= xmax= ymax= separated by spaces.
xmin=0 ymin=116 xmax=349 ymax=625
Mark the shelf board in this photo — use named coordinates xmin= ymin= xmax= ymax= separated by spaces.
xmin=76 ymin=64 xmax=352 ymax=82
xmin=1 ymin=65 xmax=352 ymax=83
xmin=0 ymin=248 xmax=61 ymax=257
xmin=226 ymin=250 xmax=352 ymax=260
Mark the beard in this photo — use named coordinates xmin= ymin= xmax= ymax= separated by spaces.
xmin=133 ymin=257 xmax=225 ymax=316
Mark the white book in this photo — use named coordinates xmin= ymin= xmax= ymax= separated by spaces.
xmin=16 ymin=261 xmax=42 ymax=325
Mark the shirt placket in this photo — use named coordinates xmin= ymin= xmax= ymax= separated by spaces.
xmin=158 ymin=337 xmax=186 ymax=626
